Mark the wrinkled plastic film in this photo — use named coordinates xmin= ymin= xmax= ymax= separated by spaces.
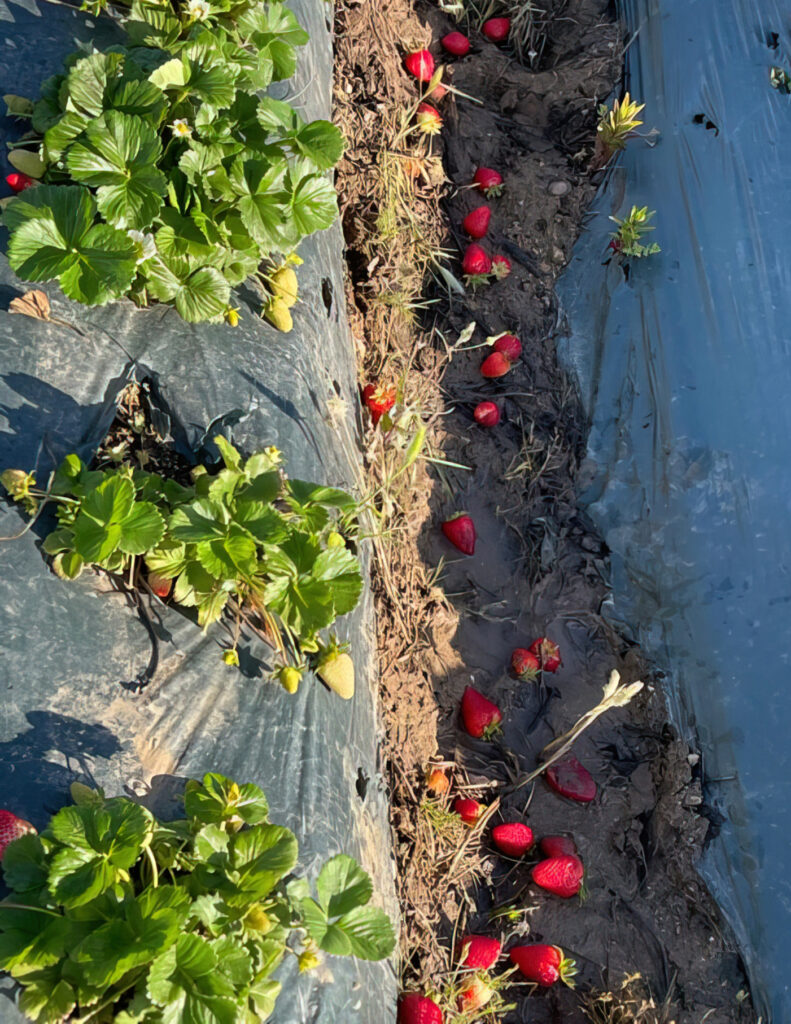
xmin=556 ymin=0 xmax=791 ymax=1019
xmin=0 ymin=2 xmax=397 ymax=1022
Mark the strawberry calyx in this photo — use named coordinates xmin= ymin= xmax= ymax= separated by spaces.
xmin=555 ymin=947 xmax=578 ymax=988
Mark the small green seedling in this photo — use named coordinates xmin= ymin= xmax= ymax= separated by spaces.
xmin=608 ymin=205 xmax=661 ymax=260
xmin=593 ymin=93 xmax=645 ymax=167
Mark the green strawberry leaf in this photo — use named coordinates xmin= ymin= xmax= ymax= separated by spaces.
xmin=65 ymin=52 xmax=124 ymax=117
xmin=184 ymin=773 xmax=269 ymax=827
xmin=210 ymin=937 xmax=253 ymax=988
xmin=315 ymin=854 xmax=373 ymax=918
xmin=146 ymin=933 xmax=238 ymax=1022
xmin=17 ymin=969 xmax=76 ymax=1024
xmin=145 ymin=258 xmax=231 ymax=322
xmin=43 ymin=111 xmax=90 ymax=163
xmin=228 ymin=157 xmax=289 ymax=249
xmin=334 ymin=905 xmax=396 ymax=961
xmin=289 ymin=173 xmax=338 ymax=236
xmin=195 ymin=528 xmax=258 ymax=579
xmin=229 ymin=825 xmax=298 ymax=899
xmin=312 ymin=547 xmax=363 ymax=616
xmin=290 ymin=120 xmax=345 ymax=171
xmin=169 ymin=500 xmax=229 ymax=542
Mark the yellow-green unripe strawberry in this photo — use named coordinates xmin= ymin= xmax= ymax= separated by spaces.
xmin=270 ymin=266 xmax=298 ymax=307
xmin=316 ymin=646 xmax=354 ymax=700
xmin=327 ymin=531 xmax=345 ymax=548
xmin=278 ymin=666 xmax=302 ymax=694
xmin=264 ymin=296 xmax=293 ymax=333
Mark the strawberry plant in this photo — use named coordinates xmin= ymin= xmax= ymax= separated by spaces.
xmin=0 ymin=773 xmax=395 ymax=1023
xmin=592 ymin=92 xmax=645 ymax=168
xmin=608 ymin=205 xmax=660 ymax=260
xmin=1 ymin=437 xmax=363 ymax=683
xmin=1 ymin=0 xmax=345 ymax=323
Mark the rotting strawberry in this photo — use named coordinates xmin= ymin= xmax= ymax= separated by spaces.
xmin=457 ymin=934 xmax=501 ymax=969
xmin=5 ymin=172 xmax=35 ymax=193
xmin=398 ymin=993 xmax=443 ymax=1024
xmin=362 ymin=383 xmax=397 ymax=425
xmin=462 ymin=243 xmax=492 ymax=287
xmin=511 ymin=647 xmax=540 ymax=680
xmin=528 ymin=636 xmax=562 ymax=672
xmin=493 ymin=334 xmax=521 ymax=361
xmin=429 ymin=82 xmax=448 ymax=101
xmin=0 ymin=810 xmax=36 ymax=860
xmin=545 ymin=755 xmax=597 ymax=803
xmin=510 ymin=944 xmax=577 ymax=987
xmin=416 ymin=102 xmax=442 ymax=135
xmin=462 ymin=205 xmax=491 ymax=239
xmin=147 ymin=571 xmax=172 ymax=600
xmin=492 ymin=821 xmax=534 ymax=857
xmin=492 ymin=254 xmax=512 ymax=279
xmin=482 ymin=16 xmax=510 ymax=42
xmin=531 ymin=854 xmax=585 ymax=898
xmin=453 ymin=797 xmax=484 ymax=824
xmin=442 ymin=31 xmax=470 ymax=55
xmin=461 ymin=685 xmax=502 ymax=739
xmin=539 ymin=835 xmax=578 ymax=858
xmin=458 ymin=976 xmax=494 ymax=1013
xmin=441 ymin=513 xmax=476 ymax=555
xmin=473 ymin=166 xmax=504 ymax=197
xmin=473 ymin=401 xmax=500 ymax=427
xmin=480 ymin=351 xmax=512 ymax=378
xmin=404 ymin=49 xmax=435 ymax=82
xmin=426 ymin=768 xmax=450 ymax=796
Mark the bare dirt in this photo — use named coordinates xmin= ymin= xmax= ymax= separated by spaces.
xmin=334 ymin=0 xmax=759 ymax=1021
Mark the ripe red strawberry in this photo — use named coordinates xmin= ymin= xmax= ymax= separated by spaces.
xmin=147 ymin=571 xmax=172 ymax=599
xmin=480 ymin=351 xmax=511 ymax=378
xmin=531 ymin=854 xmax=584 ymax=898
xmin=0 ymin=810 xmax=36 ymax=860
xmin=510 ymin=944 xmax=577 ymax=987
xmin=473 ymin=167 xmax=504 ymax=197
xmin=442 ymin=31 xmax=470 ymax=55
xmin=539 ymin=835 xmax=578 ymax=858
xmin=405 ymin=49 xmax=435 ymax=82
xmin=398 ymin=993 xmax=443 ymax=1024
xmin=462 ymin=243 xmax=492 ymax=286
xmin=493 ymin=334 xmax=521 ymax=361
xmin=461 ymin=685 xmax=502 ymax=739
xmin=458 ymin=976 xmax=493 ymax=1013
xmin=492 ymin=821 xmax=534 ymax=857
xmin=441 ymin=513 xmax=476 ymax=555
xmin=482 ymin=16 xmax=510 ymax=42
xmin=458 ymin=934 xmax=501 ymax=969
xmin=426 ymin=768 xmax=450 ymax=795
xmin=6 ymin=172 xmax=35 ymax=193
xmin=511 ymin=648 xmax=540 ymax=680
xmin=528 ymin=636 xmax=562 ymax=672
xmin=492 ymin=254 xmax=511 ymax=278
xmin=473 ymin=401 xmax=500 ymax=427
xmin=453 ymin=797 xmax=484 ymax=824
xmin=462 ymin=205 xmax=491 ymax=239
xmin=545 ymin=755 xmax=596 ymax=803
xmin=416 ymin=102 xmax=442 ymax=135
xmin=362 ymin=383 xmax=397 ymax=425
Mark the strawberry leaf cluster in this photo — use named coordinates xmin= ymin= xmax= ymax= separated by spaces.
xmin=3 ymin=0 xmax=344 ymax=321
xmin=6 ymin=436 xmax=361 ymax=651
xmin=0 ymin=773 xmax=395 ymax=1023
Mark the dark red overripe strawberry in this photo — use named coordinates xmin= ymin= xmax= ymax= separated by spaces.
xmin=441 ymin=31 xmax=470 ymax=55
xmin=362 ymin=383 xmax=397 ymax=425
xmin=462 ymin=205 xmax=491 ymax=239
xmin=416 ymin=102 xmax=442 ymax=135
xmin=539 ymin=835 xmax=578 ymax=858
xmin=492 ymin=254 xmax=511 ymax=278
xmin=480 ymin=351 xmax=511 ymax=378
xmin=426 ymin=768 xmax=450 ymax=796
xmin=453 ymin=797 xmax=484 ymax=824
xmin=458 ymin=977 xmax=493 ymax=1013
xmin=441 ymin=513 xmax=476 ymax=555
xmin=482 ymin=16 xmax=510 ymax=42
xmin=6 ymin=172 xmax=35 ymax=193
xmin=473 ymin=166 xmax=504 ymax=196
xmin=493 ymin=334 xmax=521 ymax=361
xmin=473 ymin=401 xmax=500 ymax=427
xmin=545 ymin=755 xmax=597 ymax=803
xmin=510 ymin=944 xmax=577 ymax=987
xmin=528 ymin=636 xmax=562 ymax=672
xmin=461 ymin=685 xmax=502 ymax=739
xmin=531 ymin=854 xmax=584 ymax=898
xmin=398 ymin=993 xmax=443 ymax=1024
xmin=462 ymin=243 xmax=492 ymax=286
xmin=0 ymin=810 xmax=36 ymax=860
xmin=511 ymin=647 xmax=540 ymax=680
xmin=405 ymin=49 xmax=435 ymax=82
xmin=457 ymin=934 xmax=501 ymax=969
xmin=492 ymin=822 xmax=534 ymax=857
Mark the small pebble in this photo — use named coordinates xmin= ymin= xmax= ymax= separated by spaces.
xmin=548 ymin=180 xmax=570 ymax=196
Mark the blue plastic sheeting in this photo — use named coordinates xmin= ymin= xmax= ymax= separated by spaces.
xmin=556 ymin=0 xmax=791 ymax=1019
xmin=0 ymin=2 xmax=397 ymax=1022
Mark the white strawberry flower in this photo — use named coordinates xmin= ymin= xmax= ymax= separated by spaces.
xmin=187 ymin=0 xmax=211 ymax=19
xmin=170 ymin=119 xmax=192 ymax=139
xmin=127 ymin=230 xmax=156 ymax=264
